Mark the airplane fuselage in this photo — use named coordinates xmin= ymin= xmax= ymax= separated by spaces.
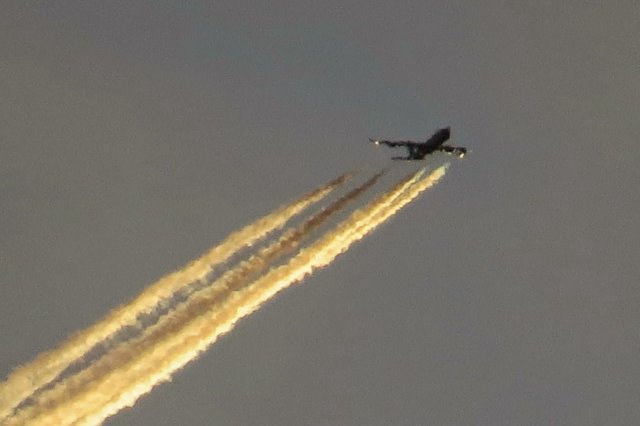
xmin=370 ymin=127 xmax=467 ymax=160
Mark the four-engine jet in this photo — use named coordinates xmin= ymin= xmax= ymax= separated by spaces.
xmin=369 ymin=127 xmax=467 ymax=160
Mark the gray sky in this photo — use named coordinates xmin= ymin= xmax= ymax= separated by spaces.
xmin=2 ymin=2 xmax=639 ymax=425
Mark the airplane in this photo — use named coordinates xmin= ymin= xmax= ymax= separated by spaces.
xmin=369 ymin=127 xmax=467 ymax=160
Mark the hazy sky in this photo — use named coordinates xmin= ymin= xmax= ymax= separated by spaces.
xmin=2 ymin=2 xmax=639 ymax=425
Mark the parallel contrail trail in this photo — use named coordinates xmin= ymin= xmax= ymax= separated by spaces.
xmin=79 ymin=165 xmax=448 ymax=426
xmin=15 ymin=165 xmax=447 ymax=426
xmin=0 ymin=172 xmax=352 ymax=422
xmin=11 ymin=172 xmax=384 ymax=425
xmin=4 ymin=165 xmax=448 ymax=426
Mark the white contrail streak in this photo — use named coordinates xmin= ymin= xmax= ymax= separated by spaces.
xmin=0 ymin=172 xmax=351 ymax=422
xmin=10 ymin=172 xmax=383 ymax=425
xmin=19 ymin=165 xmax=447 ymax=426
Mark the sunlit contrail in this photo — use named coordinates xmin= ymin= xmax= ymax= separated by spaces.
xmin=22 ymin=165 xmax=447 ymax=426
xmin=0 ymin=172 xmax=351 ymax=421
xmin=4 ymin=165 xmax=448 ymax=426
xmin=11 ymin=172 xmax=383 ymax=425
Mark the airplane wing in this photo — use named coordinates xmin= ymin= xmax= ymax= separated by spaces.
xmin=421 ymin=127 xmax=451 ymax=150
xmin=368 ymin=138 xmax=412 ymax=147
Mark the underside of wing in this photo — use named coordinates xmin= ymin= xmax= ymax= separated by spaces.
xmin=369 ymin=138 xmax=411 ymax=148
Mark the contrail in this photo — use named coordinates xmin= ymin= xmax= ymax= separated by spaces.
xmin=0 ymin=172 xmax=351 ymax=422
xmin=10 ymin=172 xmax=384 ymax=425
xmin=19 ymin=165 xmax=447 ymax=426
xmin=79 ymin=166 xmax=448 ymax=426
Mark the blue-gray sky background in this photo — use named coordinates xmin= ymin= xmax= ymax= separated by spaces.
xmin=2 ymin=2 xmax=639 ymax=425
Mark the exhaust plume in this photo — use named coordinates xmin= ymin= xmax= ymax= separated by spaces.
xmin=12 ymin=172 xmax=383 ymax=424
xmin=0 ymin=172 xmax=351 ymax=421
xmin=4 ymin=165 xmax=448 ymax=426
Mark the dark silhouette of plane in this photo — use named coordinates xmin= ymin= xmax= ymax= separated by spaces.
xmin=369 ymin=127 xmax=467 ymax=160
